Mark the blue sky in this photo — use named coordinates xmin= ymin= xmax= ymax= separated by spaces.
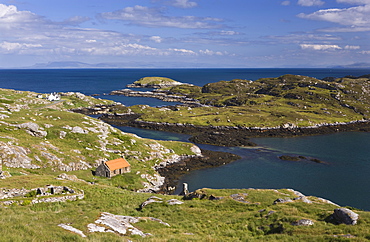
xmin=1 ymin=0 xmax=370 ymax=68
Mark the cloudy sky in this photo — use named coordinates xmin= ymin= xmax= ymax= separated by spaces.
xmin=1 ymin=0 xmax=370 ymax=68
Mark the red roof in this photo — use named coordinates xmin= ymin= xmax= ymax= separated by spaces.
xmin=105 ymin=158 xmax=130 ymax=171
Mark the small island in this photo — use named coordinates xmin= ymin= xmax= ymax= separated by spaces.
xmin=126 ymin=76 xmax=191 ymax=88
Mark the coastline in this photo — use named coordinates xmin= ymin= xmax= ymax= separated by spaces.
xmin=99 ymin=113 xmax=370 ymax=147
xmin=156 ymin=149 xmax=241 ymax=194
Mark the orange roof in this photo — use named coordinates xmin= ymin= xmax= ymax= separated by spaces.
xmin=105 ymin=158 xmax=130 ymax=171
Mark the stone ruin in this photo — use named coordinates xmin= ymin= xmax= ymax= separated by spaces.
xmin=0 ymin=185 xmax=84 ymax=206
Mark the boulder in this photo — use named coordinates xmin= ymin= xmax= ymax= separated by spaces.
xmin=293 ymin=196 xmax=312 ymax=204
xmin=292 ymin=219 xmax=314 ymax=226
xmin=273 ymin=198 xmax=293 ymax=204
xmin=18 ymin=122 xmax=47 ymax=137
xmin=59 ymin=131 xmax=67 ymax=139
xmin=179 ymin=183 xmax=189 ymax=196
xmin=230 ymin=193 xmax=249 ymax=203
xmin=140 ymin=196 xmax=163 ymax=209
xmin=166 ymin=199 xmax=184 ymax=205
xmin=209 ymin=195 xmax=224 ymax=201
xmin=333 ymin=208 xmax=359 ymax=225
xmin=71 ymin=126 xmax=88 ymax=134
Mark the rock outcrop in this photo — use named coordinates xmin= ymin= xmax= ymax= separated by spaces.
xmin=17 ymin=122 xmax=47 ymax=137
xmin=87 ymin=212 xmax=170 ymax=237
xmin=58 ymin=224 xmax=86 ymax=238
xmin=292 ymin=219 xmax=314 ymax=226
xmin=333 ymin=208 xmax=359 ymax=225
xmin=0 ymin=141 xmax=40 ymax=169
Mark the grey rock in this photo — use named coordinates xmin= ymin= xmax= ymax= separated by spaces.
xmin=58 ymin=224 xmax=86 ymax=237
xmin=95 ymin=212 xmax=147 ymax=237
xmin=0 ymin=171 xmax=12 ymax=179
xmin=230 ymin=193 xmax=249 ymax=203
xmin=273 ymin=198 xmax=293 ymax=204
xmin=179 ymin=183 xmax=189 ymax=196
xmin=292 ymin=219 xmax=314 ymax=226
xmin=0 ymin=141 xmax=40 ymax=169
xmin=59 ymin=131 xmax=67 ymax=139
xmin=333 ymin=208 xmax=359 ymax=225
xmin=293 ymin=196 xmax=312 ymax=204
xmin=166 ymin=199 xmax=184 ymax=205
xmin=333 ymin=234 xmax=356 ymax=238
xmin=71 ymin=126 xmax=88 ymax=134
xmin=0 ymin=114 xmax=9 ymax=119
xmin=140 ymin=196 xmax=163 ymax=209
xmin=18 ymin=122 xmax=47 ymax=137
xmin=209 ymin=195 xmax=224 ymax=201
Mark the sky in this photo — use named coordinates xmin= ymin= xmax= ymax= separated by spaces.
xmin=1 ymin=0 xmax=370 ymax=68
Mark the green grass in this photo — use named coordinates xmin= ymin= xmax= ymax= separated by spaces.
xmin=1 ymin=81 xmax=370 ymax=241
xmin=1 ymin=177 xmax=369 ymax=241
xmin=127 ymin=75 xmax=370 ymax=128
xmin=133 ymin=77 xmax=182 ymax=86
xmin=0 ymin=88 xmax=201 ymax=192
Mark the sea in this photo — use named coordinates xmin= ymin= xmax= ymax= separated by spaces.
xmin=1 ymin=68 xmax=370 ymax=210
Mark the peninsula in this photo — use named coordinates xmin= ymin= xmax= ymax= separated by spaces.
xmin=99 ymin=74 xmax=370 ymax=146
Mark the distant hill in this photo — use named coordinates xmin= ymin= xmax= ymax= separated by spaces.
xmin=332 ymin=62 xmax=370 ymax=68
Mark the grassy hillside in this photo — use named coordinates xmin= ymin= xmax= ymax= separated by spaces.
xmin=128 ymin=74 xmax=370 ymax=127
xmin=1 ymin=87 xmax=370 ymax=241
xmin=0 ymin=88 xmax=198 ymax=191
xmin=1 ymin=175 xmax=369 ymax=241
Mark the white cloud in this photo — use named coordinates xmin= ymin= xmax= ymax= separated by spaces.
xmin=0 ymin=41 xmax=42 ymax=53
xmin=360 ymin=50 xmax=370 ymax=54
xmin=150 ymin=36 xmax=163 ymax=43
xmin=80 ymin=43 xmax=161 ymax=56
xmin=168 ymin=48 xmax=197 ymax=55
xmin=99 ymin=5 xmax=224 ymax=29
xmin=337 ymin=0 xmax=370 ymax=4
xmin=298 ymin=0 xmax=325 ymax=6
xmin=0 ymin=4 xmax=43 ymax=29
xmin=265 ymin=34 xmax=341 ymax=43
xmin=318 ymin=26 xmax=370 ymax=32
xmin=220 ymin=30 xmax=240 ymax=36
xmin=281 ymin=1 xmax=291 ymax=5
xmin=344 ymin=45 xmax=360 ymax=49
xmin=300 ymin=44 xmax=342 ymax=50
xmin=0 ymin=4 xmax=204 ymax=59
xmin=171 ymin=0 xmax=198 ymax=8
xmin=199 ymin=49 xmax=225 ymax=56
xmin=298 ymin=3 xmax=370 ymax=30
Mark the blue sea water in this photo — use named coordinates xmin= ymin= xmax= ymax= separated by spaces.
xmin=1 ymin=68 xmax=370 ymax=210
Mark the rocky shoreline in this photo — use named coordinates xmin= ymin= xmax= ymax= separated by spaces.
xmin=156 ymin=149 xmax=241 ymax=194
xmin=72 ymin=104 xmax=370 ymax=195
xmin=109 ymin=89 xmax=200 ymax=105
xmin=98 ymin=112 xmax=370 ymax=147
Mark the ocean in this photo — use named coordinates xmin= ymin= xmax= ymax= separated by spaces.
xmin=1 ymin=68 xmax=370 ymax=210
